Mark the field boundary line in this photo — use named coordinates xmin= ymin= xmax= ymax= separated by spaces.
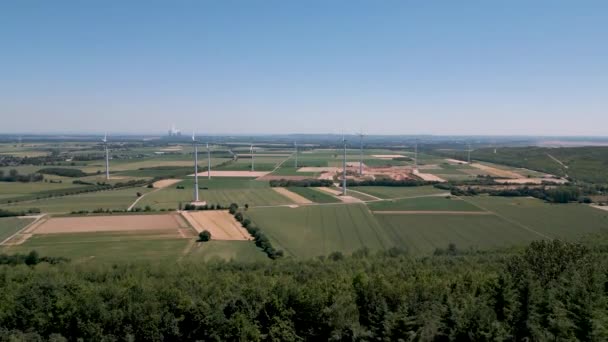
xmin=0 ymin=214 xmax=46 ymax=246
xmin=346 ymin=188 xmax=382 ymax=201
xmin=457 ymin=196 xmax=553 ymax=240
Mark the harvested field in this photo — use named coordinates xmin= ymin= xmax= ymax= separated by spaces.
xmin=470 ymin=163 xmax=523 ymax=178
xmin=414 ymin=172 xmax=446 ymax=182
xmin=191 ymin=171 xmax=270 ymax=177
xmin=445 ymin=158 xmax=467 ymax=164
xmin=372 ymin=154 xmax=405 ymax=159
xmin=31 ymin=214 xmax=187 ymax=234
xmin=272 ymin=188 xmax=313 ymax=204
xmin=153 ymin=179 xmax=183 ymax=188
xmin=181 ymin=211 xmax=251 ymax=240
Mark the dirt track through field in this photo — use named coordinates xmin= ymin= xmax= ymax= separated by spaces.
xmin=31 ymin=214 xmax=184 ymax=234
xmin=272 ymin=188 xmax=313 ymax=204
xmin=180 ymin=211 xmax=251 ymax=240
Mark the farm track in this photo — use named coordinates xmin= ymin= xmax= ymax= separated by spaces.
xmin=128 ymin=188 xmax=160 ymax=211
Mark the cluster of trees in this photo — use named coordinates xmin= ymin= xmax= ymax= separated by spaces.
xmin=269 ymin=179 xmax=333 ymax=187
xmin=445 ymin=183 xmax=586 ymax=204
xmin=0 ymin=239 xmax=606 ymax=340
xmin=37 ymin=167 xmax=88 ymax=178
xmin=0 ymin=169 xmax=43 ymax=183
xmin=182 ymin=203 xmax=234 ymax=211
xmin=0 ymin=208 xmax=40 ymax=217
xmin=0 ymin=251 xmax=68 ymax=266
xmin=0 ymin=209 xmax=22 ymax=218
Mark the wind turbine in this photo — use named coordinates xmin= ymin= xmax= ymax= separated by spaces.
xmin=192 ymin=132 xmax=199 ymax=203
xmin=342 ymin=135 xmax=347 ymax=195
xmin=467 ymin=142 xmax=472 ymax=164
xmin=294 ymin=141 xmax=298 ymax=168
xmin=357 ymin=132 xmax=365 ymax=176
xmin=207 ymin=142 xmax=211 ymax=179
xmin=250 ymin=143 xmax=255 ymax=172
xmin=414 ymin=138 xmax=419 ymax=172
xmin=102 ymin=133 xmax=110 ymax=180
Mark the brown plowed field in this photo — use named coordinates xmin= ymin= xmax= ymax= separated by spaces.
xmin=181 ymin=211 xmax=251 ymax=240
xmin=32 ymin=214 xmax=186 ymax=234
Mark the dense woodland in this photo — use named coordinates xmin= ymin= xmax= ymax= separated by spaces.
xmin=0 ymin=239 xmax=607 ymax=341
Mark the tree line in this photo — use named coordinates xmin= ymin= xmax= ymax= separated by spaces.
xmin=0 ymin=239 xmax=606 ymax=341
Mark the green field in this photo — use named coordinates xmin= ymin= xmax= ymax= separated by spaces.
xmin=0 ymin=187 xmax=151 ymax=214
xmin=185 ymin=241 xmax=268 ymax=262
xmin=246 ymin=204 xmax=392 ymax=258
xmin=374 ymin=214 xmax=538 ymax=254
xmin=2 ymin=232 xmax=190 ymax=262
xmin=139 ymin=178 xmax=294 ymax=209
xmin=0 ymin=181 xmax=91 ymax=202
xmin=465 ymin=196 xmax=608 ymax=239
xmin=349 ymin=185 xmax=446 ymax=199
xmin=367 ymin=196 xmax=479 ymax=211
xmin=0 ymin=217 xmax=34 ymax=242
xmin=2 ymin=231 xmax=268 ymax=263
xmin=286 ymin=187 xmax=341 ymax=203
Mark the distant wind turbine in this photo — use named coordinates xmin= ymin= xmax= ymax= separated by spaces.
xmin=207 ymin=142 xmax=211 ymax=179
xmin=102 ymin=133 xmax=110 ymax=180
xmin=414 ymin=139 xmax=419 ymax=172
xmin=357 ymin=132 xmax=365 ymax=176
xmin=250 ymin=143 xmax=255 ymax=172
xmin=192 ymin=132 xmax=199 ymax=202
xmin=342 ymin=135 xmax=347 ymax=195
xmin=294 ymin=141 xmax=298 ymax=168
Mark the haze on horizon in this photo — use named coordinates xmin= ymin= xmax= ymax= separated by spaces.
xmin=1 ymin=1 xmax=607 ymax=136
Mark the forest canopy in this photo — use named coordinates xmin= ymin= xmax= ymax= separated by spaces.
xmin=0 ymin=239 xmax=607 ymax=341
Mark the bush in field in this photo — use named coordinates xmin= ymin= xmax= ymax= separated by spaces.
xmin=198 ymin=230 xmax=211 ymax=242
xmin=229 ymin=203 xmax=239 ymax=214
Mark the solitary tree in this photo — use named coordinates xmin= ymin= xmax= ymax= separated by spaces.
xmin=198 ymin=230 xmax=211 ymax=242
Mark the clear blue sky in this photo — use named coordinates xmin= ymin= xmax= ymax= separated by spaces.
xmin=1 ymin=1 xmax=607 ymax=135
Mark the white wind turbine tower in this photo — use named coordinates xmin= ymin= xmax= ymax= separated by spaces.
xmin=467 ymin=142 xmax=472 ymax=164
xmin=102 ymin=133 xmax=110 ymax=180
xmin=357 ymin=132 xmax=365 ymax=176
xmin=342 ymin=135 xmax=347 ymax=195
xmin=250 ymin=143 xmax=255 ymax=172
xmin=414 ymin=138 xmax=419 ymax=172
xmin=192 ymin=133 xmax=199 ymax=203
xmin=294 ymin=141 xmax=298 ymax=168
xmin=207 ymin=142 xmax=211 ymax=179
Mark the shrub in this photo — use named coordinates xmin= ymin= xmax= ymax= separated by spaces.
xmin=198 ymin=230 xmax=211 ymax=242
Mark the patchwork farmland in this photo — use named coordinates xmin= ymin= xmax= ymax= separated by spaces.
xmin=1 ymin=140 xmax=607 ymax=264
